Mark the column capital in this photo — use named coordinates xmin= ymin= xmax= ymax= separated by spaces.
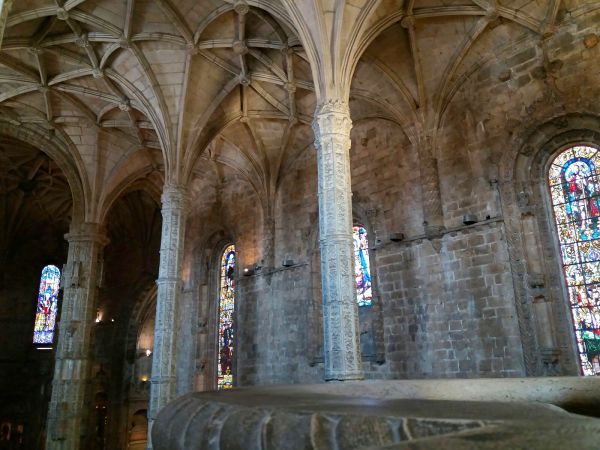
xmin=312 ymin=99 xmax=352 ymax=141
xmin=65 ymin=222 xmax=109 ymax=247
xmin=161 ymin=183 xmax=190 ymax=211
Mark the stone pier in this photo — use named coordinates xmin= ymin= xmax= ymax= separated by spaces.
xmin=46 ymin=223 xmax=108 ymax=450
xmin=147 ymin=184 xmax=189 ymax=449
xmin=313 ymin=99 xmax=363 ymax=381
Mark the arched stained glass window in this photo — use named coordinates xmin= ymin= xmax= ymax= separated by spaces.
xmin=217 ymin=245 xmax=235 ymax=389
xmin=33 ymin=265 xmax=61 ymax=344
xmin=549 ymin=145 xmax=600 ymax=375
xmin=353 ymin=226 xmax=372 ymax=307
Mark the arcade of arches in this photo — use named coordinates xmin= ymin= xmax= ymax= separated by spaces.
xmin=1 ymin=0 xmax=600 ymax=449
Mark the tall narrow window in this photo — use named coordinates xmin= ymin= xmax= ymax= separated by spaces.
xmin=549 ymin=145 xmax=600 ymax=375
xmin=353 ymin=226 xmax=372 ymax=306
xmin=33 ymin=265 xmax=61 ymax=344
xmin=217 ymin=245 xmax=235 ymax=389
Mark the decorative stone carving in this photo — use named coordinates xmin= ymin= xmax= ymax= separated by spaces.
xmin=152 ymin=380 xmax=600 ymax=450
xmin=46 ymin=222 xmax=108 ymax=450
xmin=232 ymin=40 xmax=248 ymax=55
xmin=233 ymin=0 xmax=250 ymax=16
xmin=56 ymin=7 xmax=69 ymax=21
xmin=147 ymin=184 xmax=190 ymax=449
xmin=312 ymin=100 xmax=363 ymax=381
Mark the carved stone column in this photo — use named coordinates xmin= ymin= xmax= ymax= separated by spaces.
xmin=313 ymin=100 xmax=363 ymax=381
xmin=46 ymin=222 xmax=108 ymax=450
xmin=419 ymin=143 xmax=445 ymax=238
xmin=147 ymin=184 xmax=189 ymax=449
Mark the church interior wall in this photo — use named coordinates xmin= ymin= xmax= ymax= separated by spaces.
xmin=2 ymin=1 xmax=600 ymax=448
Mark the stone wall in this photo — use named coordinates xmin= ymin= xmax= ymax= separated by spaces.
xmin=131 ymin=3 xmax=600 ymax=394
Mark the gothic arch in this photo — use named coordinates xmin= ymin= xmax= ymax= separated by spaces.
xmin=0 ymin=121 xmax=87 ymax=224
xmin=499 ymin=113 xmax=600 ymax=376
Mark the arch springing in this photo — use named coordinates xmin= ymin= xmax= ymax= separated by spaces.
xmin=549 ymin=145 xmax=600 ymax=375
xmin=33 ymin=265 xmax=61 ymax=344
xmin=353 ymin=226 xmax=372 ymax=306
xmin=217 ymin=245 xmax=236 ymax=389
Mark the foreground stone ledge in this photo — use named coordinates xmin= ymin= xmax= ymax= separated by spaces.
xmin=153 ymin=377 xmax=600 ymax=450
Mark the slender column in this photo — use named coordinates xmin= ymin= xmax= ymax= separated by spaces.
xmin=147 ymin=184 xmax=189 ymax=449
xmin=313 ymin=100 xmax=363 ymax=381
xmin=46 ymin=222 xmax=108 ymax=450
xmin=419 ymin=142 xmax=445 ymax=238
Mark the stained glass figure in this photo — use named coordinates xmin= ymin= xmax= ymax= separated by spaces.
xmin=549 ymin=146 xmax=600 ymax=375
xmin=33 ymin=265 xmax=61 ymax=344
xmin=217 ymin=245 xmax=235 ymax=389
xmin=353 ymin=226 xmax=372 ymax=306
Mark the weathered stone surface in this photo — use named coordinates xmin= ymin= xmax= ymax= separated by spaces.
xmin=153 ymin=380 xmax=600 ymax=450
xmin=46 ymin=223 xmax=108 ymax=450
xmin=3 ymin=2 xmax=600 ymax=448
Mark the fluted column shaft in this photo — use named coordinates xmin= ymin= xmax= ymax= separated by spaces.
xmin=313 ymin=100 xmax=363 ymax=381
xmin=147 ymin=184 xmax=189 ymax=449
xmin=46 ymin=222 xmax=108 ymax=450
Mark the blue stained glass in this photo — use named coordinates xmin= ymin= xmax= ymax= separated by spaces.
xmin=353 ymin=226 xmax=372 ymax=307
xmin=550 ymin=146 xmax=600 ymax=375
xmin=217 ymin=245 xmax=235 ymax=390
xmin=33 ymin=265 xmax=61 ymax=344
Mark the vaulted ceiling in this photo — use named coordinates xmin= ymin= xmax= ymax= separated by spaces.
xmin=0 ymin=0 xmax=595 ymax=223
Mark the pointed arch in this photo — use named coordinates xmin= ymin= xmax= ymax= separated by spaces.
xmin=548 ymin=145 xmax=600 ymax=375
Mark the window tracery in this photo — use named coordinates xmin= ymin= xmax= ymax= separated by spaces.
xmin=549 ymin=145 xmax=600 ymax=375
xmin=217 ymin=245 xmax=235 ymax=389
xmin=33 ymin=265 xmax=61 ymax=344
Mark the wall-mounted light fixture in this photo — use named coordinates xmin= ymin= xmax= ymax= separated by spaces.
xmin=243 ymin=266 xmax=254 ymax=276
xmin=282 ymin=259 xmax=295 ymax=267
xmin=146 ymin=349 xmax=152 ymax=357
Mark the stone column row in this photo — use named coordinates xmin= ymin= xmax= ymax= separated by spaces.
xmin=46 ymin=223 xmax=108 ymax=450
xmin=313 ymin=100 xmax=363 ymax=381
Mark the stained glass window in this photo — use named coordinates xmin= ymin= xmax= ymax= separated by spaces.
xmin=353 ymin=226 xmax=372 ymax=307
xmin=549 ymin=145 xmax=600 ymax=375
xmin=217 ymin=245 xmax=235 ymax=389
xmin=33 ymin=265 xmax=61 ymax=344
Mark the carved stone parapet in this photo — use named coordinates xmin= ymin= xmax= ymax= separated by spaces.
xmin=152 ymin=380 xmax=600 ymax=450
